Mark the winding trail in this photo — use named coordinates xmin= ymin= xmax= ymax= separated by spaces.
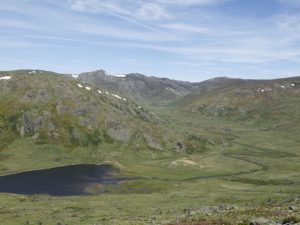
xmin=139 ymin=141 xmax=297 ymax=182
xmin=143 ymin=152 xmax=267 ymax=182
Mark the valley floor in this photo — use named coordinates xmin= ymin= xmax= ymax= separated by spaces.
xmin=0 ymin=111 xmax=299 ymax=225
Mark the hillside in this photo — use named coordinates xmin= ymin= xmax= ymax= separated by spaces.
xmin=175 ymin=77 xmax=300 ymax=125
xmin=0 ymin=70 xmax=193 ymax=152
xmin=78 ymin=70 xmax=300 ymax=125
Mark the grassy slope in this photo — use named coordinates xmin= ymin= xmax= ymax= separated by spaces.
xmin=0 ymin=74 xmax=299 ymax=224
xmin=0 ymin=70 xmax=199 ymax=155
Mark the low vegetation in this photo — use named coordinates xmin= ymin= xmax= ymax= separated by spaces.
xmin=0 ymin=70 xmax=299 ymax=224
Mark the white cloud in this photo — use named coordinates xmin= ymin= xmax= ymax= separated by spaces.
xmin=69 ymin=22 xmax=176 ymax=41
xmin=155 ymin=0 xmax=229 ymax=6
xmin=69 ymin=0 xmax=129 ymax=15
xmin=137 ymin=3 xmax=171 ymax=21
xmin=68 ymin=0 xmax=174 ymax=38
xmin=0 ymin=2 xmax=177 ymax=42
xmin=69 ymin=0 xmax=171 ymax=21
xmin=276 ymin=13 xmax=300 ymax=31
xmin=161 ymin=23 xmax=208 ymax=33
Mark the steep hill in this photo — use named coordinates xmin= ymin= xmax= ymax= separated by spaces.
xmin=0 ymin=70 xmax=193 ymax=152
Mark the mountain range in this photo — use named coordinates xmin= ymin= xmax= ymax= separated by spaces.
xmin=1 ymin=69 xmax=300 ymax=225
xmin=0 ymin=69 xmax=299 ymax=152
xmin=78 ymin=69 xmax=200 ymax=105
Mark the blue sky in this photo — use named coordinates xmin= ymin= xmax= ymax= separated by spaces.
xmin=1 ymin=0 xmax=300 ymax=81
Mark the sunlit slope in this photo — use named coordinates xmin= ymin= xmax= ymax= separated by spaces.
xmin=176 ymin=77 xmax=300 ymax=126
xmin=0 ymin=70 xmax=194 ymax=152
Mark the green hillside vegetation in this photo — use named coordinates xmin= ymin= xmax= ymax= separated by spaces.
xmin=0 ymin=70 xmax=299 ymax=225
xmin=0 ymin=70 xmax=205 ymax=154
xmin=177 ymin=77 xmax=300 ymax=123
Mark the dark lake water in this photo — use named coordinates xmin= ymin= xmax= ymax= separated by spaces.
xmin=0 ymin=164 xmax=129 ymax=196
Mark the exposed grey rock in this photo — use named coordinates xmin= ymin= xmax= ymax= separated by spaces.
xmin=143 ymin=133 xmax=162 ymax=150
xmin=33 ymin=116 xmax=43 ymax=132
xmin=75 ymin=107 xmax=88 ymax=116
xmin=250 ymin=218 xmax=280 ymax=225
xmin=107 ymin=128 xmax=132 ymax=142
xmin=175 ymin=142 xmax=186 ymax=153
xmin=289 ymin=206 xmax=298 ymax=212
xmin=23 ymin=112 xmax=34 ymax=135
xmin=19 ymin=112 xmax=45 ymax=136
xmin=56 ymin=103 xmax=70 ymax=114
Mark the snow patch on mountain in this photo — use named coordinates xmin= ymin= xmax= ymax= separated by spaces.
xmin=111 ymin=94 xmax=122 ymax=99
xmin=0 ymin=76 xmax=11 ymax=80
xmin=105 ymin=71 xmax=126 ymax=77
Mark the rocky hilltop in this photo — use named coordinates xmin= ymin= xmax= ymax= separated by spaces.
xmin=0 ymin=70 xmax=196 ymax=151
xmin=78 ymin=70 xmax=200 ymax=105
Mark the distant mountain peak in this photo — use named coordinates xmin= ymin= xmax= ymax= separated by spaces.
xmin=104 ymin=71 xmax=126 ymax=78
xmin=78 ymin=70 xmax=197 ymax=104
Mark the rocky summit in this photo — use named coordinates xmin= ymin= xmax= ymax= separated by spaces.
xmin=78 ymin=69 xmax=200 ymax=105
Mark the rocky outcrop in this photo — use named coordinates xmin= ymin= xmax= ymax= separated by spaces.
xmin=107 ymin=128 xmax=132 ymax=142
xmin=250 ymin=218 xmax=281 ymax=225
xmin=19 ymin=112 xmax=46 ymax=136
xmin=143 ymin=133 xmax=162 ymax=150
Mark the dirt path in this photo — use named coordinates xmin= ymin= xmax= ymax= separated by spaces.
xmin=138 ymin=142 xmax=292 ymax=182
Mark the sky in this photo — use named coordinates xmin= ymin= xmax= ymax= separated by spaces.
xmin=1 ymin=0 xmax=300 ymax=81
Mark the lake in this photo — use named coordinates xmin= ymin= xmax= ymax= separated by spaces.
xmin=0 ymin=164 xmax=130 ymax=196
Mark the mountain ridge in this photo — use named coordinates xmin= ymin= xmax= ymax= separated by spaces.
xmin=0 ymin=70 xmax=197 ymax=152
xmin=1 ymin=69 xmax=299 ymax=152
xmin=78 ymin=69 xmax=200 ymax=105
